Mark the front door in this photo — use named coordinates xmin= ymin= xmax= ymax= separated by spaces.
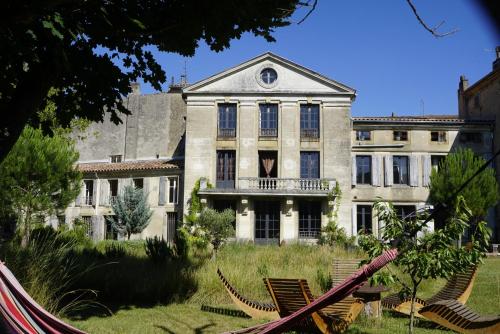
xmin=254 ymin=201 xmax=280 ymax=244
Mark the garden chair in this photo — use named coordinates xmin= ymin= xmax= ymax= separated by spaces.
xmin=331 ymin=259 xmax=362 ymax=287
xmin=419 ymin=299 xmax=500 ymax=334
xmin=224 ymin=249 xmax=398 ymax=334
xmin=381 ymin=265 xmax=477 ymax=317
xmin=264 ymin=278 xmax=363 ymax=333
xmin=0 ymin=262 xmax=87 ymax=334
xmin=216 ymin=268 xmax=279 ymax=320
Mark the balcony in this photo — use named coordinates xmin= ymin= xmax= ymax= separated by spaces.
xmin=259 ymin=128 xmax=278 ymax=137
xmin=300 ymin=128 xmax=319 ymax=140
xmin=218 ymin=128 xmax=236 ymax=138
xmin=199 ymin=177 xmax=336 ymax=197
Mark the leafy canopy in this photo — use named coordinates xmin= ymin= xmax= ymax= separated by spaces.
xmin=0 ymin=0 xmax=302 ymax=162
xmin=0 ymin=126 xmax=81 ymax=240
xmin=107 ymin=185 xmax=153 ymax=240
xmin=197 ymin=208 xmax=235 ymax=256
xmin=429 ymin=148 xmax=498 ymax=222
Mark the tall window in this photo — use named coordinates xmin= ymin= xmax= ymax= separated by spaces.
xmin=431 ymin=155 xmax=445 ymax=171
xmin=109 ymin=179 xmax=118 ymax=204
xmin=84 ymin=180 xmax=93 ymax=205
xmin=356 ymin=130 xmax=371 ymax=141
xmin=133 ymin=178 xmax=143 ymax=189
xmin=259 ymin=104 xmax=278 ymax=137
xmin=299 ymin=201 xmax=321 ymax=238
xmin=218 ymin=103 xmax=237 ymax=138
xmin=81 ymin=216 xmax=93 ymax=238
xmin=356 ymin=205 xmax=372 ymax=234
xmin=356 ymin=156 xmax=372 ymax=184
xmin=300 ymin=104 xmax=319 ymax=139
xmin=168 ymin=177 xmax=178 ymax=204
xmin=105 ymin=216 xmax=118 ymax=240
xmin=393 ymin=156 xmax=409 ymax=185
xmin=393 ymin=131 xmax=408 ymax=141
xmin=300 ymin=152 xmax=319 ymax=179
xmin=216 ymin=150 xmax=236 ymax=188
xmin=394 ymin=205 xmax=416 ymax=221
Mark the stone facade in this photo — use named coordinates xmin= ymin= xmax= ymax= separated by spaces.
xmin=62 ymin=52 xmax=498 ymax=243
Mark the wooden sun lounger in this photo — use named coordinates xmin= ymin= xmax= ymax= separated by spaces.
xmin=382 ymin=266 xmax=477 ymax=318
xmin=419 ymin=299 xmax=500 ymax=334
xmin=332 ymin=259 xmax=362 ymax=287
xmin=217 ymin=269 xmax=279 ymax=320
xmin=264 ymin=278 xmax=363 ymax=333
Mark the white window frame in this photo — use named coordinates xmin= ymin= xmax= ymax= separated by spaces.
xmin=167 ymin=176 xmax=179 ymax=204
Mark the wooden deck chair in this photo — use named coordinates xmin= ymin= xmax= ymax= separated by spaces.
xmin=217 ymin=269 xmax=279 ymax=320
xmin=264 ymin=278 xmax=363 ymax=333
xmin=419 ymin=299 xmax=500 ymax=334
xmin=331 ymin=259 xmax=362 ymax=288
xmin=382 ymin=266 xmax=477 ymax=318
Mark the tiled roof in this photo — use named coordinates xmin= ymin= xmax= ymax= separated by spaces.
xmin=353 ymin=115 xmax=492 ymax=124
xmin=78 ymin=160 xmax=182 ymax=173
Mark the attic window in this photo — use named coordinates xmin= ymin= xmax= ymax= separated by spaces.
xmin=110 ymin=155 xmax=122 ymax=163
xmin=260 ymin=68 xmax=277 ymax=84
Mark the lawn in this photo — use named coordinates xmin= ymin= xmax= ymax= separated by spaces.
xmin=64 ymin=245 xmax=500 ymax=334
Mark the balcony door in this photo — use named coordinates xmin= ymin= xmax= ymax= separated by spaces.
xmin=216 ymin=150 xmax=235 ymax=189
xmin=255 ymin=201 xmax=280 ymax=244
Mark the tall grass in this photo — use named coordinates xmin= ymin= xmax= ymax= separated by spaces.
xmin=188 ymin=243 xmax=364 ymax=305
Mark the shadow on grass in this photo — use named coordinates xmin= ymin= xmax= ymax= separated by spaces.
xmin=200 ymin=305 xmax=250 ymax=318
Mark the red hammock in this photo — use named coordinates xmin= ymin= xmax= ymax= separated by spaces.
xmin=0 ymin=262 xmax=86 ymax=334
xmin=225 ymin=249 xmax=398 ymax=334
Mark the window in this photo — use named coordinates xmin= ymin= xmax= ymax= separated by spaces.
xmin=216 ymin=150 xmax=236 ymax=189
xmin=394 ymin=205 xmax=416 ymax=221
xmin=109 ymin=179 xmax=118 ymax=203
xmin=431 ymin=131 xmax=447 ymax=142
xmin=110 ymin=155 xmax=122 ymax=163
xmin=300 ymin=152 xmax=319 ymax=179
xmin=459 ymin=132 xmax=482 ymax=144
xmin=105 ymin=216 xmax=118 ymax=240
xmin=356 ymin=205 xmax=372 ymax=234
xmin=356 ymin=130 xmax=371 ymax=141
xmin=81 ymin=216 xmax=93 ymax=238
xmin=218 ymin=103 xmax=237 ymax=138
xmin=356 ymin=156 xmax=372 ymax=185
xmin=393 ymin=131 xmax=408 ymax=141
xmin=260 ymin=68 xmax=277 ymax=84
xmin=299 ymin=201 xmax=321 ymax=238
xmin=133 ymin=178 xmax=143 ymax=189
xmin=84 ymin=180 xmax=93 ymax=205
xmin=431 ymin=155 xmax=445 ymax=171
xmin=166 ymin=212 xmax=178 ymax=242
xmin=259 ymin=104 xmax=278 ymax=137
xmin=300 ymin=104 xmax=319 ymax=139
xmin=393 ymin=156 xmax=409 ymax=185
xmin=168 ymin=177 xmax=178 ymax=204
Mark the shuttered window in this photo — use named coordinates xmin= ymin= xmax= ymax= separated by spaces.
xmin=393 ymin=156 xmax=409 ymax=185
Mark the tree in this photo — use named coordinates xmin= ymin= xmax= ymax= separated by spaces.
xmin=0 ymin=0 xmax=310 ymax=163
xmin=0 ymin=126 xmax=81 ymax=242
xmin=108 ymin=185 xmax=153 ymax=240
xmin=197 ymin=208 xmax=235 ymax=257
xmin=359 ymin=198 xmax=490 ymax=334
xmin=429 ymin=148 xmax=499 ymax=230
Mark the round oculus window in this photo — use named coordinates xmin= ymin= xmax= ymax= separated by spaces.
xmin=260 ymin=68 xmax=278 ymax=85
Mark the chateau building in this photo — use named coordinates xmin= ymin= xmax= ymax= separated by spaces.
xmin=62 ymin=52 xmax=497 ymax=243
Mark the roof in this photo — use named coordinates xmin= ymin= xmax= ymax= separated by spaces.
xmin=77 ymin=160 xmax=182 ymax=173
xmin=353 ymin=115 xmax=493 ymax=125
xmin=183 ymin=52 xmax=356 ymax=95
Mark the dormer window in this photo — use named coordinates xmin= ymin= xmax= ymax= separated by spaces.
xmin=110 ymin=155 xmax=122 ymax=163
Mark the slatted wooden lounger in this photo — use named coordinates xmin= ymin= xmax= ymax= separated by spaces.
xmin=382 ymin=266 xmax=477 ymax=318
xmin=419 ymin=299 xmax=500 ymax=334
xmin=264 ymin=278 xmax=364 ymax=333
xmin=332 ymin=259 xmax=362 ymax=288
xmin=217 ymin=268 xmax=279 ymax=320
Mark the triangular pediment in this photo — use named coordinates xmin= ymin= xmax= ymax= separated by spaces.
xmin=183 ymin=53 xmax=355 ymax=95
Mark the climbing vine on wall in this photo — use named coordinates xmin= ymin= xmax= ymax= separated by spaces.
xmin=319 ymin=182 xmax=353 ymax=247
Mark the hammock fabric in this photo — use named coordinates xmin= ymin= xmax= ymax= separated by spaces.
xmin=0 ymin=262 xmax=86 ymax=334
xmin=225 ymin=249 xmax=398 ymax=334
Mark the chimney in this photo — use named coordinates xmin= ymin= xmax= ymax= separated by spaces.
xmin=493 ymin=46 xmax=500 ymax=71
xmin=130 ymin=82 xmax=141 ymax=95
xmin=459 ymin=75 xmax=469 ymax=91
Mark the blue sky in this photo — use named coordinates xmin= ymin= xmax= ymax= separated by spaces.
xmin=139 ymin=0 xmax=498 ymax=117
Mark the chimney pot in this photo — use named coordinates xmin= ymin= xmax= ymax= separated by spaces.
xmin=493 ymin=46 xmax=500 ymax=71
xmin=130 ymin=82 xmax=141 ymax=95
xmin=459 ymin=75 xmax=469 ymax=91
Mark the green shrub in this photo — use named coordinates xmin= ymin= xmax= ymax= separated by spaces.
xmin=145 ymin=236 xmax=173 ymax=263
xmin=315 ymin=268 xmax=333 ymax=293
xmin=104 ymin=242 xmax=127 ymax=259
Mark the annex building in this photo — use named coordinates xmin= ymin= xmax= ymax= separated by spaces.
xmin=61 ymin=52 xmax=499 ymax=244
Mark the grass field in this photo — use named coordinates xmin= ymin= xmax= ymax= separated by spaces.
xmin=64 ymin=244 xmax=500 ymax=334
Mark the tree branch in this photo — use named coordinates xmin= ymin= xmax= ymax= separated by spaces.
xmin=406 ymin=0 xmax=459 ymax=37
xmin=297 ymin=0 xmax=318 ymax=25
